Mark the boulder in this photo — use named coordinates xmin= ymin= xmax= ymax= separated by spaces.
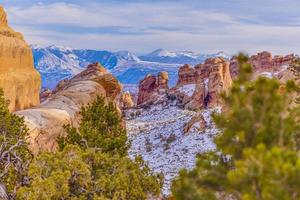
xmin=0 ymin=6 xmax=41 ymax=111
xmin=15 ymin=63 xmax=122 ymax=154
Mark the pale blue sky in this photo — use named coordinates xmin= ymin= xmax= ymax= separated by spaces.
xmin=2 ymin=0 xmax=300 ymax=55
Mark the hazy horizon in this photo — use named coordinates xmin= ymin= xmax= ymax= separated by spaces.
xmin=2 ymin=0 xmax=300 ymax=55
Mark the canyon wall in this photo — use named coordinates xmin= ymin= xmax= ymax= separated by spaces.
xmin=0 ymin=6 xmax=41 ymax=111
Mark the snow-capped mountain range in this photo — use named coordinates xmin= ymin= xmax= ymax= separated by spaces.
xmin=31 ymin=45 xmax=231 ymax=89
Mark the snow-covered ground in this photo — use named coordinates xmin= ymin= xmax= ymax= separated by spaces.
xmin=126 ymin=105 xmax=219 ymax=195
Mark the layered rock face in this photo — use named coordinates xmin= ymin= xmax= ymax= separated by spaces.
xmin=175 ymin=58 xmax=232 ymax=110
xmin=0 ymin=6 xmax=41 ymax=111
xmin=171 ymin=58 xmax=232 ymax=110
xmin=137 ymin=71 xmax=169 ymax=105
xmin=16 ymin=63 xmax=122 ymax=154
xmin=176 ymin=64 xmax=196 ymax=86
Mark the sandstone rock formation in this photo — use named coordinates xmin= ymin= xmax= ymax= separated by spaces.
xmin=120 ymin=91 xmax=134 ymax=109
xmin=137 ymin=71 xmax=169 ymax=105
xmin=176 ymin=64 xmax=196 ymax=86
xmin=230 ymin=51 xmax=294 ymax=79
xmin=0 ymin=6 xmax=41 ymax=111
xmin=16 ymin=63 xmax=122 ymax=154
xmin=137 ymin=58 xmax=232 ymax=110
xmin=176 ymin=58 xmax=232 ymax=110
xmin=137 ymin=52 xmax=294 ymax=110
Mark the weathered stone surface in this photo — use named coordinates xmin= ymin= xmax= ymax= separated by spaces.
xmin=176 ymin=64 xmax=196 ymax=86
xmin=137 ymin=75 xmax=157 ymax=105
xmin=185 ymin=58 xmax=232 ymax=109
xmin=15 ymin=63 xmax=122 ymax=154
xmin=0 ymin=6 xmax=41 ymax=111
xmin=250 ymin=51 xmax=273 ymax=70
xmin=206 ymin=58 xmax=232 ymax=107
xmin=137 ymin=71 xmax=169 ymax=105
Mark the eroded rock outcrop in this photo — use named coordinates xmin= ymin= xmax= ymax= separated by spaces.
xmin=0 ymin=6 xmax=41 ymax=111
xmin=16 ymin=63 xmax=122 ymax=154
xmin=137 ymin=51 xmax=294 ymax=110
xmin=137 ymin=58 xmax=232 ymax=110
xmin=175 ymin=58 xmax=232 ymax=110
xmin=230 ymin=51 xmax=294 ymax=79
xmin=176 ymin=64 xmax=196 ymax=86
xmin=137 ymin=71 xmax=169 ymax=105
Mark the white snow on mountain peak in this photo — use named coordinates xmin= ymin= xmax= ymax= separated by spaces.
xmin=31 ymin=44 xmax=230 ymax=89
xmin=115 ymin=50 xmax=141 ymax=62
xmin=147 ymin=48 xmax=178 ymax=57
xmin=147 ymin=48 xmax=200 ymax=58
xmin=48 ymin=45 xmax=74 ymax=52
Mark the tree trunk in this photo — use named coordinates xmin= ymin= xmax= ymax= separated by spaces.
xmin=0 ymin=184 xmax=8 ymax=200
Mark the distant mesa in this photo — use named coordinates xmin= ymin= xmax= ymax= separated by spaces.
xmin=0 ymin=6 xmax=41 ymax=111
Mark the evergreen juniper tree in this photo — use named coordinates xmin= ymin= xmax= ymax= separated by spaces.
xmin=0 ymin=89 xmax=32 ymax=199
xmin=171 ymin=54 xmax=300 ymax=200
xmin=58 ymin=96 xmax=129 ymax=156
xmin=18 ymin=96 xmax=163 ymax=200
